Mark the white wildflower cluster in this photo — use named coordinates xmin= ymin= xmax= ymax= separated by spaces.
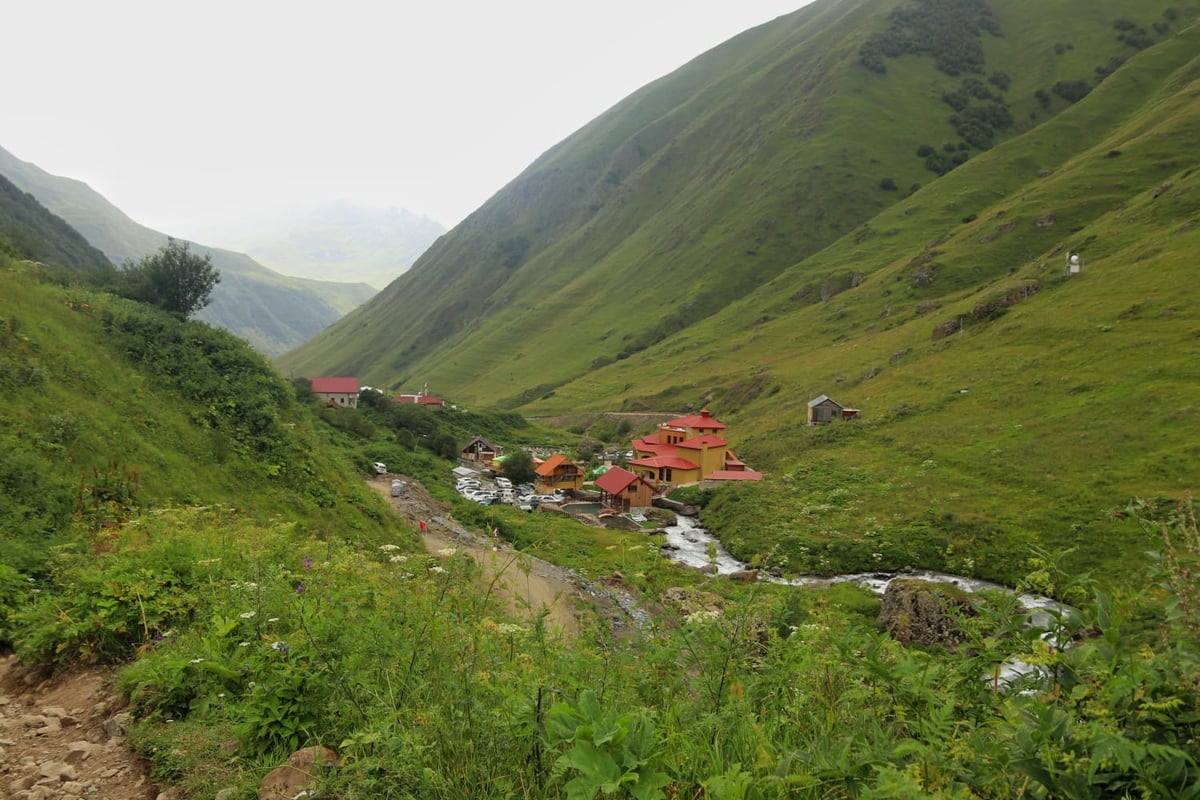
xmin=684 ymin=609 xmax=721 ymax=625
xmin=239 ymin=610 xmax=256 ymax=619
xmin=428 ymin=565 xmax=447 ymax=574
xmin=231 ymin=582 xmax=260 ymax=590
xmin=379 ymin=544 xmax=401 ymax=552
xmin=389 ymin=555 xmax=409 ymax=563
xmin=436 ymin=547 xmax=458 ymax=557
xmin=496 ymin=623 xmax=527 ymax=636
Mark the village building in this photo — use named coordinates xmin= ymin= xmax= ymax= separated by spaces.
xmin=535 ymin=453 xmax=585 ymax=493
xmin=461 ymin=436 xmax=503 ymax=464
xmin=311 ymin=377 xmax=359 ymax=408
xmin=628 ymin=409 xmax=761 ymax=490
xmin=594 ymin=466 xmax=658 ymax=512
xmin=394 ymin=393 xmax=446 ymax=408
xmin=807 ymin=394 xmax=861 ymax=425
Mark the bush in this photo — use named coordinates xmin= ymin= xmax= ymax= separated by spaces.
xmin=1053 ymin=79 xmax=1092 ymax=103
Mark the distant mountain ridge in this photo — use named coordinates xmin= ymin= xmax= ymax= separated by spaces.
xmin=0 ymin=146 xmax=377 ymax=356
xmin=193 ymin=203 xmax=445 ymax=290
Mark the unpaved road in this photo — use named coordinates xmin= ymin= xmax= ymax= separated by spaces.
xmin=369 ymin=476 xmax=588 ymax=637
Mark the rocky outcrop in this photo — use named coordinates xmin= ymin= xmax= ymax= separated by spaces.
xmin=259 ymin=746 xmax=340 ymax=800
xmin=0 ymin=655 xmax=158 ymax=800
xmin=879 ymin=578 xmax=978 ymax=649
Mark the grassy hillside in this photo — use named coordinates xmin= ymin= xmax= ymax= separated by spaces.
xmin=0 ymin=261 xmax=406 ymax=577
xmin=2 ymin=207 xmax=1198 ymax=800
xmin=0 ymin=174 xmax=113 ymax=272
xmin=278 ymin=0 xmax=1189 ymax=394
xmin=277 ymin=0 xmax=1198 ymax=587
xmin=0 ymin=146 xmax=377 ymax=356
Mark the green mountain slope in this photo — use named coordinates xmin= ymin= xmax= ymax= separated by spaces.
xmin=278 ymin=0 xmax=1189 ymax=395
xmin=0 ymin=174 xmax=113 ymax=272
xmin=0 ymin=261 xmax=403 ymax=574
xmin=0 ymin=146 xmax=377 ymax=356
xmin=278 ymin=0 xmax=1198 ymax=584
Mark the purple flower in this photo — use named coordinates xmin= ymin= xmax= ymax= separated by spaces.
xmin=296 ymin=582 xmax=306 ymax=595
xmin=303 ymin=556 xmax=314 ymax=570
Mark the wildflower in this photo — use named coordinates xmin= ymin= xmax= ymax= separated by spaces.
xmin=239 ymin=610 xmax=256 ymax=619
xmin=389 ymin=555 xmax=408 ymax=563
xmin=267 ymin=617 xmax=280 ymax=623
xmin=436 ymin=547 xmax=457 ymax=557
xmin=217 ymin=693 xmax=225 ymax=699
xmin=497 ymin=623 xmax=527 ymax=636
xmin=379 ymin=544 xmax=401 ymax=552
xmin=303 ymin=556 xmax=314 ymax=570
xmin=296 ymin=583 xmax=305 ymax=595
xmin=238 ymin=642 xmax=250 ymax=647
xmin=189 ymin=658 xmax=204 ymax=664
xmin=271 ymin=641 xmax=289 ymax=653
xmin=429 ymin=566 xmax=446 ymax=574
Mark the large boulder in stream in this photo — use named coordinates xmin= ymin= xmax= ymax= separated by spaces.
xmin=879 ymin=578 xmax=978 ymax=649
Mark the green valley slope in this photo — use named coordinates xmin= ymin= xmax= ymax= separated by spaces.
xmin=278 ymin=0 xmax=1199 ymax=585
xmin=278 ymin=0 xmax=1190 ymax=399
xmin=0 ymin=146 xmax=377 ymax=356
xmin=0 ymin=261 xmax=404 ymax=574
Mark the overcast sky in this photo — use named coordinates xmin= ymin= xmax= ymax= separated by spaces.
xmin=4 ymin=1 xmax=811 ymax=237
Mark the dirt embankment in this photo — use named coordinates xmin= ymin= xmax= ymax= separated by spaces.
xmin=369 ymin=476 xmax=599 ymax=637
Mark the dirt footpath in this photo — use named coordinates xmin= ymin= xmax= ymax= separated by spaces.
xmin=369 ymin=476 xmax=585 ymax=637
xmin=0 ymin=656 xmax=158 ymax=800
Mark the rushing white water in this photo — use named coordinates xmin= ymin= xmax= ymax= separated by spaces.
xmin=660 ymin=515 xmax=1071 ymax=687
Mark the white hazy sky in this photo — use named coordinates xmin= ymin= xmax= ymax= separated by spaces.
xmin=4 ymin=1 xmax=811 ymax=236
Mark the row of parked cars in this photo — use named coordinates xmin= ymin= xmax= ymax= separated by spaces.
xmin=455 ymin=475 xmax=565 ymax=509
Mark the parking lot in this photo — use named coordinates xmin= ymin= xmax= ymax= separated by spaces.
xmin=456 ymin=473 xmax=565 ymax=509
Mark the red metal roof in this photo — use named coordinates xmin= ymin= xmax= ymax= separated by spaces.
xmin=595 ymin=466 xmax=639 ymax=495
xmin=662 ymin=409 xmax=727 ymax=430
xmin=311 ymin=377 xmax=359 ymax=394
xmin=632 ymin=438 xmax=673 ymax=457
xmin=629 ymin=456 xmax=698 ymax=470
xmin=676 ymin=434 xmax=727 ymax=450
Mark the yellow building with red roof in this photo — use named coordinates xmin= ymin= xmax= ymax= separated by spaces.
xmin=628 ymin=409 xmax=761 ymax=489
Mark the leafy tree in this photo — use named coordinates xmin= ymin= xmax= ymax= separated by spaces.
xmin=501 ymin=449 xmax=537 ymax=485
xmin=122 ymin=238 xmax=220 ymax=318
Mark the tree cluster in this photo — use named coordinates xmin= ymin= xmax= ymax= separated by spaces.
xmin=858 ymin=0 xmax=999 ymax=76
xmin=118 ymin=238 xmax=220 ymax=318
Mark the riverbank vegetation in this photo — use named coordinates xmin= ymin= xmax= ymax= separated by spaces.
xmin=9 ymin=494 xmax=1199 ymax=798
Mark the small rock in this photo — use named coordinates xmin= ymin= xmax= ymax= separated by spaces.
xmin=103 ymin=712 xmax=131 ymax=739
xmin=37 ymin=761 xmax=78 ymax=782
